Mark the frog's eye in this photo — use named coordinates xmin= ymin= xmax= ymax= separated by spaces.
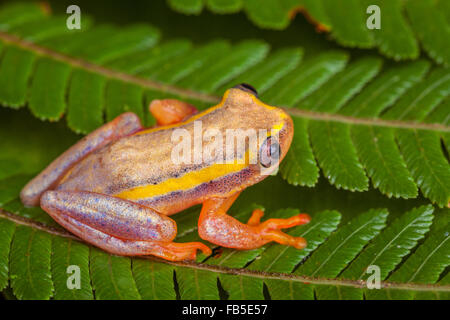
xmin=233 ymin=83 xmax=258 ymax=97
xmin=259 ymin=136 xmax=280 ymax=168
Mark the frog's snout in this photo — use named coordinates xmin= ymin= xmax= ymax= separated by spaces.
xmin=233 ymin=83 xmax=258 ymax=97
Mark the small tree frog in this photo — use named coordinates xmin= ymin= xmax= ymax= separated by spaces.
xmin=21 ymin=84 xmax=310 ymax=261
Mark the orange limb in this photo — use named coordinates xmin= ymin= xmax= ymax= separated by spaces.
xmin=198 ymin=193 xmax=310 ymax=250
xmin=149 ymin=99 xmax=197 ymax=126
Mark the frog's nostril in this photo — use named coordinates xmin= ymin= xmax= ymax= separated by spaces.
xmin=233 ymin=83 xmax=258 ymax=97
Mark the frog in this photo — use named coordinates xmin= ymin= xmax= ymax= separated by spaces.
xmin=20 ymin=84 xmax=310 ymax=261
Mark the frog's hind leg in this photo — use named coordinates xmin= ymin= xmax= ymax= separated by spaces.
xmin=149 ymin=99 xmax=197 ymax=126
xmin=20 ymin=113 xmax=142 ymax=207
xmin=198 ymin=194 xmax=311 ymax=250
xmin=41 ymin=190 xmax=211 ymax=261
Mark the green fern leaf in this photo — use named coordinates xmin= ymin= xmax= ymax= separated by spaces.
xmin=339 ymin=60 xmax=430 ymax=117
xmin=132 ymin=259 xmax=176 ymax=300
xmin=167 ymin=0 xmax=450 ymax=66
xmin=0 ymin=218 xmax=14 ymax=291
xmin=168 ymin=0 xmax=204 ymax=15
xmin=9 ymin=226 xmax=53 ymax=300
xmin=397 ymin=130 xmax=450 ymax=207
xmin=206 ymin=0 xmax=242 ymax=14
xmin=370 ymin=222 xmax=450 ymax=299
xmin=151 ymin=41 xmax=228 ymax=85
xmin=280 ymin=117 xmax=319 ymax=187
xmin=405 ymin=0 xmax=450 ymax=66
xmin=67 ymin=70 xmax=106 ymax=134
xmin=382 ymin=68 xmax=450 ymax=121
xmin=0 ymin=46 xmax=35 ymax=108
xmin=218 ymin=47 xmax=303 ymax=95
xmin=361 ymin=0 xmax=419 ymax=60
xmin=29 ymin=58 xmax=71 ymax=121
xmin=262 ymin=51 xmax=348 ymax=106
xmin=177 ymin=267 xmax=220 ymax=299
xmin=322 ymin=0 xmax=373 ymax=48
xmin=309 ymin=121 xmax=369 ymax=191
xmin=299 ymin=56 xmax=383 ymax=113
xmin=351 ymin=126 xmax=417 ymax=198
xmin=245 ymin=0 xmax=301 ymax=30
xmin=0 ymin=2 xmax=46 ymax=31
xmin=89 ymin=248 xmax=141 ymax=300
xmin=330 ymin=205 xmax=434 ymax=299
xmin=183 ymin=40 xmax=269 ymax=92
xmin=426 ymin=97 xmax=450 ymax=125
xmin=51 ymin=237 xmax=93 ymax=300
xmin=110 ymin=39 xmax=192 ymax=75
xmin=297 ymin=208 xmax=388 ymax=278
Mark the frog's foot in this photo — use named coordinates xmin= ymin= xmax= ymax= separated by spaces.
xmin=198 ymin=196 xmax=311 ymax=250
xmin=247 ymin=209 xmax=310 ymax=249
xmin=149 ymin=99 xmax=197 ymax=126
xmin=40 ymin=190 xmax=210 ymax=261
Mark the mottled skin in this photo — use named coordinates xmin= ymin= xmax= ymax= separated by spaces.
xmin=20 ymin=86 xmax=310 ymax=261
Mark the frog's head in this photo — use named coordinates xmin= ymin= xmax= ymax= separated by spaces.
xmin=220 ymin=84 xmax=294 ymax=184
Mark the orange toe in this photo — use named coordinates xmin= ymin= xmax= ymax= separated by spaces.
xmin=263 ymin=230 xmax=307 ymax=249
xmin=247 ymin=209 xmax=265 ymax=225
xmin=157 ymin=242 xmax=212 ymax=261
xmin=260 ymin=213 xmax=311 ymax=231
xmin=294 ymin=213 xmax=311 ymax=225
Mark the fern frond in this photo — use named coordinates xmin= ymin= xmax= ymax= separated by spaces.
xmin=89 ymin=247 xmax=141 ymax=300
xmin=51 ymin=237 xmax=93 ymax=300
xmin=0 ymin=218 xmax=14 ymax=291
xmin=9 ymin=226 xmax=53 ymax=300
xmin=0 ymin=205 xmax=448 ymax=300
xmin=369 ymin=223 xmax=450 ymax=299
xmin=132 ymin=258 xmax=176 ymax=300
xmin=326 ymin=205 xmax=434 ymax=299
xmin=0 ymin=2 xmax=449 ymax=300
xmin=166 ymin=0 xmax=449 ymax=66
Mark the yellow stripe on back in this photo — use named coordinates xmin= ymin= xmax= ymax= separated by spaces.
xmin=115 ymin=161 xmax=247 ymax=200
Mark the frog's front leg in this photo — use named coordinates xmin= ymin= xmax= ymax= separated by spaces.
xmin=21 ymin=112 xmax=143 ymax=207
xmin=41 ymin=190 xmax=211 ymax=261
xmin=149 ymin=99 xmax=197 ymax=126
xmin=198 ymin=193 xmax=310 ymax=250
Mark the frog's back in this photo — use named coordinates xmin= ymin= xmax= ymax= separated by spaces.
xmin=56 ymin=103 xmax=257 ymax=201
xmin=56 ymin=128 xmax=190 ymax=196
xmin=55 ymin=89 xmax=290 ymax=213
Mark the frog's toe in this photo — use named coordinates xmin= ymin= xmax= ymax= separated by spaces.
xmin=261 ymin=230 xmax=307 ymax=250
xmin=160 ymin=242 xmax=212 ymax=261
xmin=257 ymin=213 xmax=311 ymax=231
xmin=252 ymin=212 xmax=310 ymax=249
